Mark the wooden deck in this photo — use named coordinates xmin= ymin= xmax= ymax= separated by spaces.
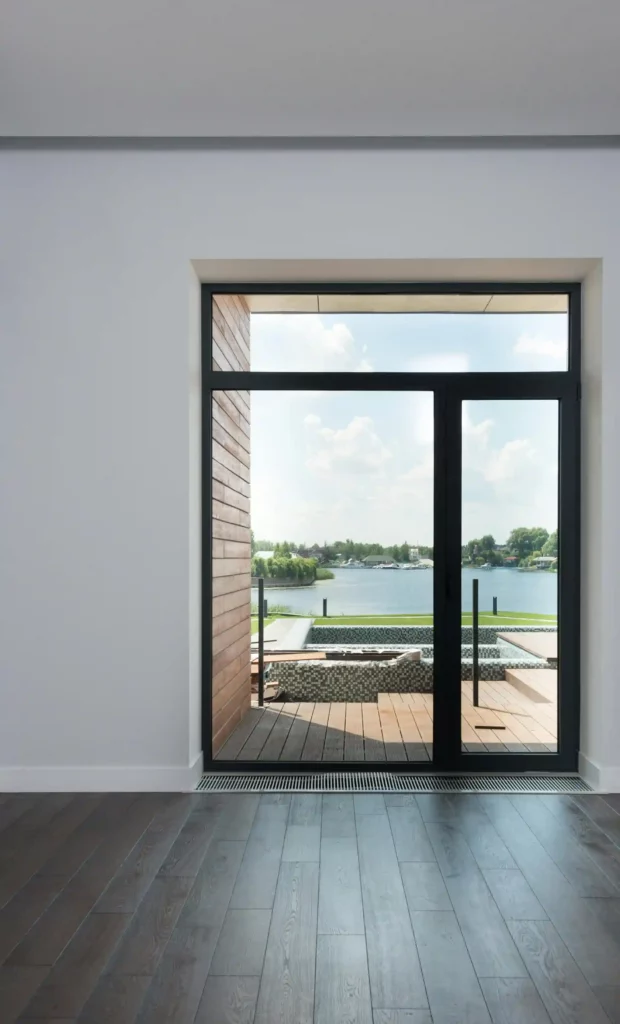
xmin=216 ymin=679 xmax=558 ymax=761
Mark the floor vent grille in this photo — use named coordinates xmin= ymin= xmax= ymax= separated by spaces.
xmin=196 ymin=773 xmax=591 ymax=794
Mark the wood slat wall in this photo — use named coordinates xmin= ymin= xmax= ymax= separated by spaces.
xmin=211 ymin=295 xmax=252 ymax=754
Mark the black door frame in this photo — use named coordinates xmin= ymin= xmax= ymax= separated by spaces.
xmin=202 ymin=282 xmax=581 ymax=772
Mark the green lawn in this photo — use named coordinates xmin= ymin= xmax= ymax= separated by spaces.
xmin=307 ymin=611 xmax=556 ymax=627
xmin=251 ymin=610 xmax=556 ymax=629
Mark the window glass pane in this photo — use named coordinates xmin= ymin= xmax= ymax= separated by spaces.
xmin=243 ymin=309 xmax=568 ymax=373
xmin=212 ymin=389 xmax=434 ymax=763
xmin=460 ymin=400 xmax=558 ymax=754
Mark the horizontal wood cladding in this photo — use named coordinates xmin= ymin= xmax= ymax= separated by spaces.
xmin=211 ymin=295 xmax=252 ymax=755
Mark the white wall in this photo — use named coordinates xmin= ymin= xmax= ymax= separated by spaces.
xmin=1 ymin=146 xmax=618 ymax=790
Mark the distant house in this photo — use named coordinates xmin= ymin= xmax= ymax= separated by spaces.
xmin=409 ymin=547 xmax=420 ymax=562
xmin=504 ymin=555 xmax=518 ymax=565
xmin=533 ymin=556 xmax=557 ymax=568
xmin=363 ymin=554 xmax=396 ymax=565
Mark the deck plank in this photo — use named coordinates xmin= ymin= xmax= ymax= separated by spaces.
xmin=323 ymin=703 xmax=346 ymax=761
xmin=279 ymin=703 xmax=315 ymax=761
xmin=344 ymin=702 xmax=365 ymax=761
xmin=238 ymin=704 xmax=284 ymax=760
xmin=258 ymin=703 xmax=299 ymax=761
xmin=361 ymin=703 xmax=386 ymax=761
xmin=301 ymin=702 xmax=330 ymax=761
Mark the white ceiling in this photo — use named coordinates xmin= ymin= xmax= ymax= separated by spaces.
xmin=2 ymin=0 xmax=620 ymax=138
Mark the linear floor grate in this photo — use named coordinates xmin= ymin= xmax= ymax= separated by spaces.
xmin=196 ymin=773 xmax=592 ymax=794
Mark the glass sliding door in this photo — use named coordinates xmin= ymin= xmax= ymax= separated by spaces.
xmin=460 ymin=400 xmax=559 ymax=754
xmin=203 ymin=283 xmax=580 ymax=772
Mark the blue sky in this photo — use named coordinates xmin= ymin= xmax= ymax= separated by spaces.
xmin=248 ymin=313 xmax=564 ymax=546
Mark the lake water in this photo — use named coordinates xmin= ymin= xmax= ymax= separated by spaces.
xmin=252 ymin=566 xmax=558 ymax=616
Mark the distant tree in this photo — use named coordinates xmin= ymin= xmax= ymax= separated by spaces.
xmin=542 ymin=530 xmax=558 ymax=557
xmin=462 ymin=535 xmax=501 ymax=566
xmin=507 ymin=527 xmax=550 ymax=564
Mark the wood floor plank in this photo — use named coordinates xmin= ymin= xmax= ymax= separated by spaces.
xmin=253 ymin=860 xmax=319 ymax=1024
xmin=7 ymin=796 xmax=163 ymax=967
xmin=289 ymin=794 xmax=322 ymax=826
xmin=344 ymin=702 xmax=365 ymax=761
xmin=229 ymin=816 xmax=286 ymax=910
xmin=354 ymin=794 xmax=386 ymax=816
xmin=0 ymin=796 xmax=42 ymax=836
xmin=356 ymin=814 xmax=427 ymax=1010
xmin=387 ymin=803 xmax=435 ymax=862
xmin=321 ymin=794 xmax=356 ymax=838
xmin=426 ymin=822 xmax=527 ymax=979
xmin=106 ymin=874 xmax=194 ymax=976
xmin=300 ymin=702 xmax=330 ymax=761
xmin=323 ymin=702 xmax=346 ymax=761
xmin=20 ymin=911 xmax=130 ymax=1019
xmin=482 ymin=869 xmax=548 ymax=921
xmin=209 ymin=908 xmax=271 ymax=976
xmin=282 ymin=824 xmax=321 ymax=862
xmin=463 ymin=822 xmax=518 ymax=871
xmin=0 ymin=874 xmax=66 ymax=963
xmin=194 ymin=975 xmax=260 ymax=1023
xmin=318 ymin=837 xmax=365 ymax=935
xmin=479 ymin=978 xmax=553 ymax=1024
xmin=212 ymin=794 xmax=259 ymax=841
xmin=158 ymin=798 xmax=223 ymax=878
xmin=591 ymin=985 xmax=620 ymax=1024
xmin=95 ymin=794 xmax=195 ymax=911
xmin=411 ymin=910 xmax=491 ymax=1024
xmin=400 ymin=861 xmax=452 ymax=912
xmin=259 ymin=704 xmax=299 ymax=761
xmin=0 ymin=795 xmax=102 ymax=907
xmin=373 ymin=1013 xmax=432 ymax=1024
xmin=0 ymin=964 xmax=49 ymax=1023
xmin=536 ymin=795 xmax=620 ymax=891
xmin=361 ymin=704 xmax=386 ymax=762
xmin=315 ymin=934 xmax=373 ymax=1024
xmin=481 ymin=795 xmax=620 ymax=986
xmin=135 ymin=923 xmax=222 ymax=1024
xmin=509 ymin=796 xmax=619 ymax=897
xmin=79 ymin=973 xmax=152 ymax=1024
xmin=177 ymin=840 xmax=246 ymax=928
xmin=508 ymin=919 xmax=611 ymax=1024
xmin=573 ymin=795 xmax=620 ymax=847
xmin=38 ymin=794 xmax=140 ymax=880
xmin=280 ymin=703 xmax=315 ymax=761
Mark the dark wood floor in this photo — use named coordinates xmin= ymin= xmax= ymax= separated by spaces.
xmin=1 ymin=790 xmax=620 ymax=1023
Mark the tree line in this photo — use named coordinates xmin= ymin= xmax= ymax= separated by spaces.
xmin=252 ymin=528 xmax=557 ymax=569
xmin=462 ymin=527 xmax=557 ymax=567
xmin=251 ymin=535 xmax=433 ymax=563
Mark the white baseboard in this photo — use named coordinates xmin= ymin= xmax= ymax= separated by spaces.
xmin=0 ymin=752 xmax=204 ymax=793
xmin=579 ymin=751 xmax=620 ymax=793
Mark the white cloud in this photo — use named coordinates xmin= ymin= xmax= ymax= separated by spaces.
xmin=251 ymin=314 xmax=368 ymax=372
xmin=306 ymin=415 xmax=392 ymax=475
xmin=304 ymin=413 xmax=321 ymax=427
xmin=513 ymin=331 xmax=566 ymax=361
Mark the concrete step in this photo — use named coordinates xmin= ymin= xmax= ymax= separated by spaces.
xmin=505 ymin=668 xmax=557 ymax=704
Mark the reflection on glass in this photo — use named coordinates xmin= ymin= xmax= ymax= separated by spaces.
xmin=460 ymin=401 xmax=558 ymax=754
